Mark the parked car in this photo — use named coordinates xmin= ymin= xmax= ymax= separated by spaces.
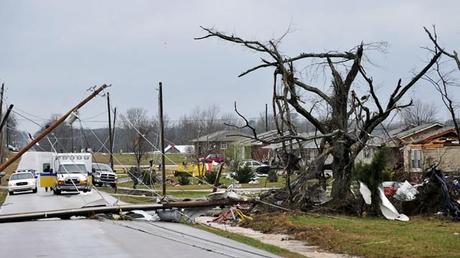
xmin=202 ymin=154 xmax=225 ymax=163
xmin=92 ymin=163 xmax=118 ymax=187
xmin=240 ymin=160 xmax=270 ymax=174
xmin=8 ymin=172 xmax=37 ymax=195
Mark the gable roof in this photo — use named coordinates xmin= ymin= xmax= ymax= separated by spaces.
xmin=164 ymin=144 xmax=195 ymax=153
xmin=394 ymin=123 xmax=444 ymax=140
xmin=413 ymin=127 xmax=459 ymax=144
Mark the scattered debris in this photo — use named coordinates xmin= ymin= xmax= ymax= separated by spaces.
xmin=393 ymin=181 xmax=418 ymax=202
xmin=378 ymin=186 xmax=409 ymax=221
xmin=359 ymin=181 xmax=372 ymax=205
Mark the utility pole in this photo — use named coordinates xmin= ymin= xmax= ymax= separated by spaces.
xmin=0 ymin=105 xmax=13 ymax=134
xmin=265 ymin=103 xmax=268 ymax=132
xmin=0 ymin=84 xmax=109 ymax=172
xmin=70 ymin=124 xmax=74 ymax=152
xmin=112 ymin=107 xmax=117 ymax=156
xmin=107 ymin=92 xmax=113 ymax=170
xmin=0 ymin=105 xmax=13 ymax=156
xmin=158 ymin=82 xmax=166 ymax=197
xmin=0 ymin=83 xmax=4 ymax=163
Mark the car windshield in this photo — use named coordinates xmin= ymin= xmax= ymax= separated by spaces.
xmin=93 ymin=163 xmax=112 ymax=172
xmin=10 ymin=173 xmax=34 ymax=180
xmin=58 ymin=164 xmax=87 ymax=174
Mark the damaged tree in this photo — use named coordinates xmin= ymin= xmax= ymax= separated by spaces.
xmin=424 ymin=26 xmax=460 ymax=142
xmin=196 ymin=27 xmax=441 ymax=211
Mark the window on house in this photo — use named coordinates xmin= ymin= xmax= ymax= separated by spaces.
xmin=410 ymin=149 xmax=422 ymax=169
xmin=221 ymin=143 xmax=227 ymax=149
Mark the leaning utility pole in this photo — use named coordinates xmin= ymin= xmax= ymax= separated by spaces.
xmin=107 ymin=92 xmax=113 ymax=170
xmin=0 ymin=84 xmax=109 ymax=172
xmin=158 ymin=82 xmax=166 ymax=197
xmin=0 ymin=105 xmax=13 ymax=133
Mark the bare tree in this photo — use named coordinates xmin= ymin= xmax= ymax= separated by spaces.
xmin=401 ymin=99 xmax=438 ymax=126
xmin=424 ymin=26 xmax=460 ymax=141
xmin=196 ymin=27 xmax=441 ymax=210
xmin=122 ymin=108 xmax=152 ymax=171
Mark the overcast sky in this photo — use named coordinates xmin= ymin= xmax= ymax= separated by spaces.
xmin=1 ymin=0 xmax=459 ymax=134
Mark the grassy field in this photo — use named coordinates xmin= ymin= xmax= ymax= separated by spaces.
xmin=241 ymin=212 xmax=460 ymax=258
xmin=193 ymin=224 xmax=304 ymax=258
xmin=93 ymin=153 xmax=193 ymax=166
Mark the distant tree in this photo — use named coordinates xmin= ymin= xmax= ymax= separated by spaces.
xmin=401 ymin=99 xmax=438 ymax=126
xmin=122 ymin=108 xmax=152 ymax=171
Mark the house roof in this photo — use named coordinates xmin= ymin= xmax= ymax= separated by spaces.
xmin=394 ymin=123 xmax=444 ymax=140
xmin=191 ymin=130 xmax=250 ymax=143
xmin=413 ymin=127 xmax=459 ymax=144
xmin=164 ymin=144 xmax=194 ymax=153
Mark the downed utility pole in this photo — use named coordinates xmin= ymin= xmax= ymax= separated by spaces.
xmin=158 ymin=82 xmax=166 ymax=197
xmin=0 ymin=84 xmax=109 ymax=172
xmin=0 ymin=199 xmax=249 ymax=223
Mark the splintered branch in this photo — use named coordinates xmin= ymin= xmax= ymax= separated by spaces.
xmin=424 ymin=26 xmax=460 ymax=70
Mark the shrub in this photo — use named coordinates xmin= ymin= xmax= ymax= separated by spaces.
xmin=267 ymin=170 xmax=278 ymax=182
xmin=204 ymin=171 xmax=217 ymax=184
xmin=232 ymin=165 xmax=255 ymax=184
xmin=141 ymin=170 xmax=157 ymax=185
xmin=177 ymin=175 xmax=190 ymax=185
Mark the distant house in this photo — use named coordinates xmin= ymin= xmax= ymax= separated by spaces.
xmin=164 ymin=144 xmax=194 ymax=154
xmin=233 ymin=130 xmax=280 ymax=161
xmin=401 ymin=126 xmax=460 ymax=178
xmin=192 ymin=130 xmax=250 ymax=157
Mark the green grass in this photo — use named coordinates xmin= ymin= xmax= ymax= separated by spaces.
xmin=93 ymin=153 xmax=193 ymax=166
xmin=193 ymin=224 xmax=305 ymax=258
xmin=242 ymin=213 xmax=460 ymax=258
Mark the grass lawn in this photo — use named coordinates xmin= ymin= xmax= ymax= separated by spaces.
xmin=93 ymin=153 xmax=193 ymax=166
xmin=193 ymin=224 xmax=304 ymax=258
xmin=241 ymin=212 xmax=460 ymax=258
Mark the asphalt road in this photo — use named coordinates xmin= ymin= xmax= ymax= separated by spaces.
xmin=0 ymin=188 xmax=278 ymax=258
xmin=0 ymin=187 xmax=121 ymax=215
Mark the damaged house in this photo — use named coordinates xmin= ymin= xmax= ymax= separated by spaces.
xmin=401 ymin=126 xmax=460 ymax=179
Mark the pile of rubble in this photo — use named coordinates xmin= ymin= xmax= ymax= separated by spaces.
xmin=360 ymin=167 xmax=460 ymax=221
